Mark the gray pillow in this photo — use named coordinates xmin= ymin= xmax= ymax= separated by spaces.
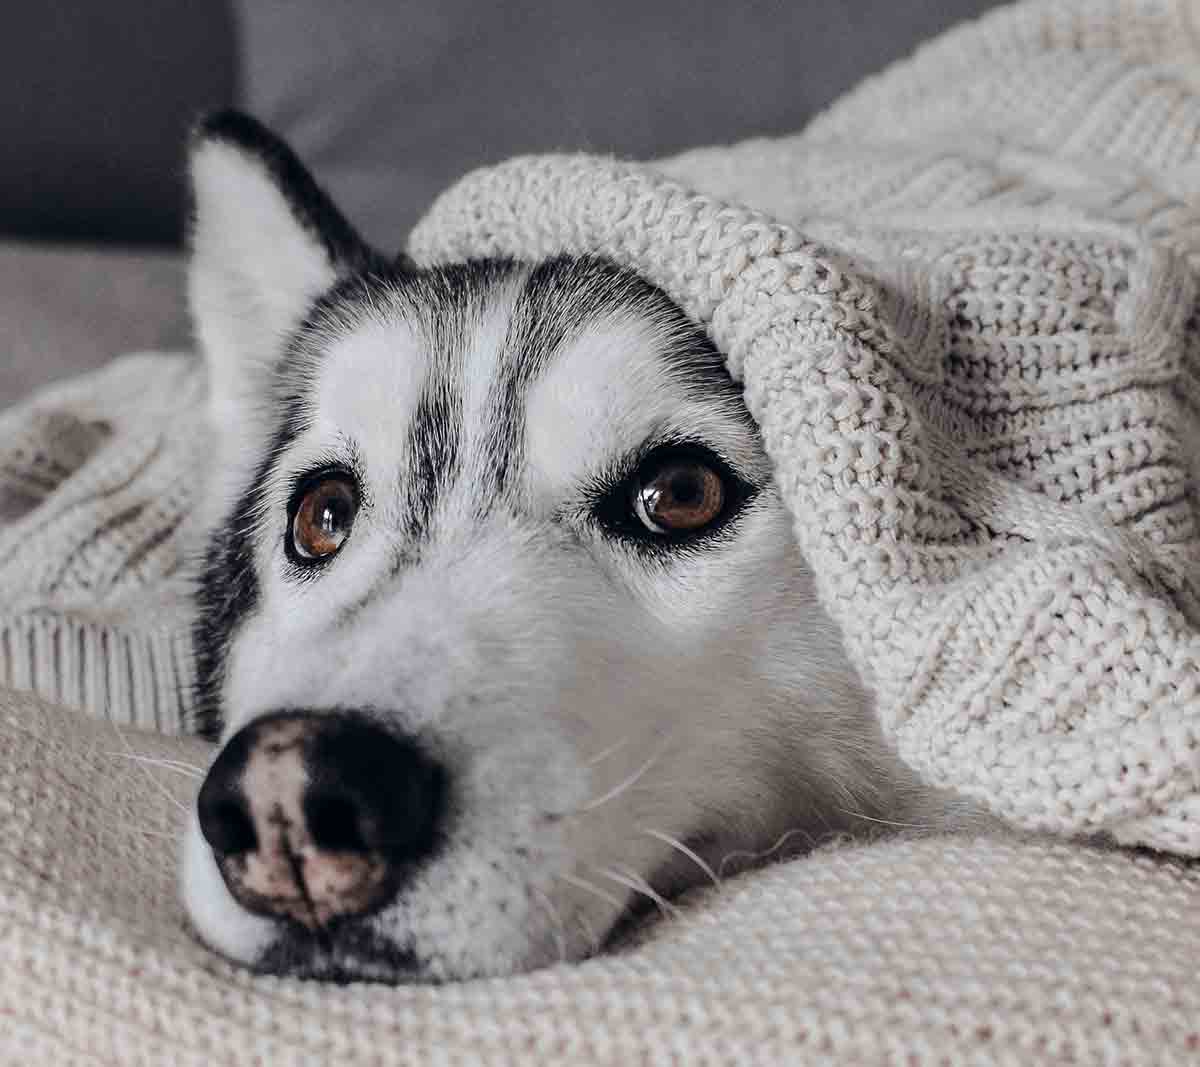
xmin=238 ymin=0 xmax=1004 ymax=252
xmin=0 ymin=1 xmax=1003 ymax=249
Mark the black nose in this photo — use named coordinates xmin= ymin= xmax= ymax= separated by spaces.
xmin=197 ymin=709 xmax=446 ymax=928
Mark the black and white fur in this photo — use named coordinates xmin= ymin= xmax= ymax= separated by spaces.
xmin=181 ymin=111 xmax=971 ymax=983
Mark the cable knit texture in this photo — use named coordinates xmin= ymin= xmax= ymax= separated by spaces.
xmin=3 ymin=1 xmax=1200 ymax=1061
xmin=0 ymin=353 xmax=201 ymax=731
xmin=408 ymin=0 xmax=1200 ymax=854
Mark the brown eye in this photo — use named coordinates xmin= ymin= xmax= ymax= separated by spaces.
xmin=633 ymin=458 xmax=726 ymax=534
xmin=291 ymin=475 xmax=358 ymax=562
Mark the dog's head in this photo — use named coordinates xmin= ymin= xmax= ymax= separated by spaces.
xmin=180 ymin=111 xmax=889 ymax=982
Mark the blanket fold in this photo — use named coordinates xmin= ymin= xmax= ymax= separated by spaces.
xmin=4 ymin=688 xmax=1200 ymax=1064
xmin=407 ymin=0 xmax=1200 ymax=854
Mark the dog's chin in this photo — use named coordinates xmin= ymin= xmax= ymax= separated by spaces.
xmin=251 ymin=924 xmax=428 ymax=985
xmin=201 ymin=913 xmax=573 ymax=986
xmin=212 ymin=920 xmax=569 ymax=985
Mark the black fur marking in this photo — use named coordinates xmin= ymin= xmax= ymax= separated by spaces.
xmin=588 ymin=439 xmax=760 ymax=561
xmin=191 ymin=469 xmax=264 ymax=740
xmin=255 ymin=923 xmax=424 ymax=985
xmin=481 ymin=257 xmax=624 ymax=502
xmin=400 ymin=387 xmax=460 ymax=546
xmin=387 ymin=264 xmax=502 ymax=549
xmin=190 ymin=248 xmax=751 ymax=736
xmin=480 ymin=255 xmax=750 ymax=506
xmin=190 ymin=318 xmax=334 ymax=737
xmin=190 ymin=109 xmax=399 ymax=275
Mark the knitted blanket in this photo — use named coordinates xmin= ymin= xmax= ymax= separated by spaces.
xmin=3 ymin=0 xmax=1200 ymax=1062
xmin=5 ymin=689 xmax=1200 ymax=1064
xmin=405 ymin=0 xmax=1200 ymax=854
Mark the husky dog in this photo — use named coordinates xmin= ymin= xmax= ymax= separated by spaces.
xmin=181 ymin=111 xmax=968 ymax=984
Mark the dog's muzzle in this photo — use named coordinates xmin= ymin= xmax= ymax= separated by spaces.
xmin=196 ymin=709 xmax=446 ymax=929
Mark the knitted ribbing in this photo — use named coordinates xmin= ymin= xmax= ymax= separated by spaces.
xmin=408 ymin=0 xmax=1200 ymax=853
xmin=0 ymin=353 xmax=201 ymax=732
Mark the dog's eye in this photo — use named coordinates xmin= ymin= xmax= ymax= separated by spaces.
xmin=290 ymin=474 xmax=358 ymax=562
xmin=631 ymin=456 xmax=726 ymax=534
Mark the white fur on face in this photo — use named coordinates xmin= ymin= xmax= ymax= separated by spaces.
xmin=186 ymin=136 xmax=344 ymax=546
xmin=182 ymin=259 xmax=910 ymax=983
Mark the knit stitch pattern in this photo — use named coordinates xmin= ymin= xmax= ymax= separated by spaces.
xmin=407 ymin=0 xmax=1200 ymax=854
xmin=4 ymin=690 xmax=1200 ymax=1065
xmin=0 ymin=353 xmax=200 ymax=732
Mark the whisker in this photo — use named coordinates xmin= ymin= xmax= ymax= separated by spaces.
xmin=93 ymin=821 xmax=177 ymax=845
xmin=127 ymin=827 xmax=178 ymax=841
xmin=717 ymin=826 xmax=818 ymax=880
xmin=836 ymin=808 xmax=933 ymax=831
xmin=105 ymin=717 xmax=189 ymax=817
xmin=556 ymin=871 xmax=626 ymax=914
xmin=529 ymin=886 xmax=568 ymax=965
xmin=576 ymin=913 xmax=601 ymax=956
xmin=577 ymin=750 xmax=661 ymax=814
xmin=641 ymin=827 xmax=722 ymax=891
xmin=149 ymin=756 xmax=206 ymax=775
xmin=593 ymin=865 xmax=680 ymax=920
xmin=105 ymin=753 xmax=204 ymax=779
xmin=583 ymin=737 xmax=629 ymax=767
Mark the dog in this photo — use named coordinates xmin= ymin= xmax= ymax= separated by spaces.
xmin=180 ymin=110 xmax=975 ymax=984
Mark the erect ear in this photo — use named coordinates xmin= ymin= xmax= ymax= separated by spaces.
xmin=187 ymin=110 xmax=383 ymax=426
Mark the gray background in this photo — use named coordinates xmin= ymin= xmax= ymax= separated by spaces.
xmin=1 ymin=0 xmax=1002 ymax=251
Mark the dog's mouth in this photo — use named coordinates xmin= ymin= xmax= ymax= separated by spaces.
xmin=253 ymin=920 xmax=429 ymax=984
xmin=184 ymin=707 xmax=737 ymax=983
xmin=246 ymin=890 xmax=665 ymax=984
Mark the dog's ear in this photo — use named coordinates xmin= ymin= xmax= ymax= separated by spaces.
xmin=187 ymin=110 xmax=382 ymax=426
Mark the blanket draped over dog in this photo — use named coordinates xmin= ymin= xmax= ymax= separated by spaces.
xmin=407 ymin=3 xmax=1200 ymax=856
xmin=5 ymin=1 xmax=1200 ymax=1061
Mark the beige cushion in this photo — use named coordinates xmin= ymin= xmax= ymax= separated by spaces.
xmin=3 ymin=689 xmax=1197 ymax=1063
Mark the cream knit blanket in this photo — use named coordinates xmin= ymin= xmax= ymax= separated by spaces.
xmin=5 ymin=690 xmax=1200 ymax=1064
xmin=405 ymin=0 xmax=1200 ymax=854
xmin=3 ymin=1 xmax=1200 ymax=1062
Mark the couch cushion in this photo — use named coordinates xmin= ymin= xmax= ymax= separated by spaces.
xmin=0 ymin=2 xmax=1005 ymax=249
xmin=237 ymin=0 xmax=1004 ymax=252
xmin=0 ymin=5 xmax=236 ymax=245
xmin=0 ymin=242 xmax=189 ymax=411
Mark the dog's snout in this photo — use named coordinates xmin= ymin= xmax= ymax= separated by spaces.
xmin=197 ymin=709 xmax=445 ymax=929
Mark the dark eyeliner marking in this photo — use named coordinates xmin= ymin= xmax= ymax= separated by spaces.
xmin=587 ymin=439 xmax=759 ymax=558
xmin=282 ymin=450 xmax=366 ymax=578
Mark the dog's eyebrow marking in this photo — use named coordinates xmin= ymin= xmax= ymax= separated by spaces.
xmin=479 ymin=257 xmax=691 ymax=508
xmin=387 ymin=261 xmax=509 ymax=556
xmin=479 ymin=261 xmax=583 ymax=504
xmin=270 ymin=255 xmax=753 ymax=580
xmin=478 ymin=256 xmax=752 ymax=513
xmin=400 ymin=383 xmax=460 ymax=545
